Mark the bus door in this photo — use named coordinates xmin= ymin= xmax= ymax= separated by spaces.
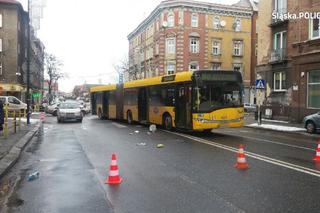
xmin=103 ymin=92 xmax=109 ymax=118
xmin=175 ymin=84 xmax=192 ymax=128
xmin=91 ymin=93 xmax=97 ymax=115
xmin=138 ymin=87 xmax=147 ymax=122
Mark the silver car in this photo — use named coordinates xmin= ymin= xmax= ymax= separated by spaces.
xmin=57 ymin=102 xmax=83 ymax=123
xmin=303 ymin=112 xmax=320 ymax=134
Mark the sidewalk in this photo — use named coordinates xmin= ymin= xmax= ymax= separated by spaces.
xmin=244 ymin=113 xmax=307 ymax=133
xmin=0 ymin=116 xmax=40 ymax=178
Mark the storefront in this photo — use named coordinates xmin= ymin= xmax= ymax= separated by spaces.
xmin=0 ymin=83 xmax=26 ymax=101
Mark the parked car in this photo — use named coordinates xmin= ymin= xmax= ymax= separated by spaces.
xmin=45 ymin=102 xmax=60 ymax=116
xmin=303 ymin=112 xmax=320 ymax=134
xmin=244 ymin=103 xmax=256 ymax=113
xmin=0 ymin=96 xmax=27 ymax=111
xmin=57 ymin=102 xmax=83 ymax=123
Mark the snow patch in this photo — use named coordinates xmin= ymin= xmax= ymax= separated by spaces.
xmin=247 ymin=123 xmax=305 ymax=132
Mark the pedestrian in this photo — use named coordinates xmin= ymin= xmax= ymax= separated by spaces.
xmin=0 ymin=99 xmax=4 ymax=131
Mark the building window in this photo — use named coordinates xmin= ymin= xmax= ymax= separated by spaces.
xmin=167 ymin=63 xmax=175 ymax=75
xmin=212 ymin=63 xmax=221 ymax=70
xmin=274 ymin=0 xmax=287 ymax=13
xmin=213 ymin=16 xmax=220 ymax=29
xmin=0 ymin=62 xmax=2 ymax=75
xmin=274 ymin=31 xmax=286 ymax=49
xmin=233 ymin=63 xmax=242 ymax=73
xmin=0 ymin=14 xmax=2 ymax=28
xmin=190 ymin=37 xmax=199 ymax=53
xmin=166 ymin=38 xmax=176 ymax=54
xmin=309 ymin=18 xmax=320 ymax=39
xmin=233 ymin=40 xmax=243 ymax=56
xmin=308 ymin=70 xmax=320 ymax=108
xmin=274 ymin=72 xmax=286 ymax=91
xmin=233 ymin=18 xmax=241 ymax=32
xmin=189 ymin=62 xmax=199 ymax=71
xmin=191 ymin=14 xmax=198 ymax=27
xmin=212 ymin=40 xmax=221 ymax=55
xmin=167 ymin=14 xmax=174 ymax=27
xmin=155 ymin=43 xmax=159 ymax=55
xmin=0 ymin=39 xmax=2 ymax=52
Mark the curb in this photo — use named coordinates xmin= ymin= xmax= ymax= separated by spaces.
xmin=0 ymin=124 xmax=41 ymax=179
xmin=244 ymin=125 xmax=319 ymax=138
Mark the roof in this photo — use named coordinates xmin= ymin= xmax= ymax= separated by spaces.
xmin=90 ymin=84 xmax=117 ymax=93
xmin=0 ymin=0 xmax=20 ymax=4
xmin=124 ymin=71 xmax=193 ymax=89
xmin=0 ymin=0 xmax=24 ymax=12
xmin=233 ymin=0 xmax=258 ymax=12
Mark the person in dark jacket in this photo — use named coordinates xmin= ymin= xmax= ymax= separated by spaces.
xmin=0 ymin=100 xmax=4 ymax=131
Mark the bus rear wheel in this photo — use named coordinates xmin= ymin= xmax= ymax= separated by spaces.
xmin=163 ymin=114 xmax=173 ymax=130
xmin=127 ymin=111 xmax=133 ymax=124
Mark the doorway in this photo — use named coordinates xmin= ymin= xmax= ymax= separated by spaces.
xmin=175 ymin=84 xmax=192 ymax=128
xmin=138 ymin=88 xmax=147 ymax=122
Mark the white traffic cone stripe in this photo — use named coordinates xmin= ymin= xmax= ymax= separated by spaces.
xmin=238 ymin=157 xmax=246 ymax=163
xmin=109 ymin=170 xmax=119 ymax=176
xmin=317 ymin=144 xmax=320 ymax=149
xmin=316 ymin=152 xmax=320 ymax=157
xmin=111 ymin=160 xmax=117 ymax=166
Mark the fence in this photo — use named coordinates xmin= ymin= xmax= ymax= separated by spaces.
xmin=1 ymin=105 xmax=27 ymax=138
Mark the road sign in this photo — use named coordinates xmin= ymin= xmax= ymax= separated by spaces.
xmin=255 ymin=79 xmax=266 ymax=89
xmin=32 ymin=92 xmax=42 ymax=98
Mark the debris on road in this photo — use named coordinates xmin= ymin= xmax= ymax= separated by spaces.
xmin=149 ymin=124 xmax=157 ymax=133
xmin=136 ymin=142 xmax=147 ymax=146
xmin=134 ymin=130 xmax=139 ymax=134
xmin=129 ymin=133 xmax=134 ymax=135
xmin=156 ymin=144 xmax=164 ymax=148
xmin=27 ymin=171 xmax=40 ymax=181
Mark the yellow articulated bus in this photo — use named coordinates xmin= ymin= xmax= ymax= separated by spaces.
xmin=90 ymin=70 xmax=244 ymax=131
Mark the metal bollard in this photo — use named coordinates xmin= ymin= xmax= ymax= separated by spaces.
xmin=13 ymin=110 xmax=16 ymax=133
xmin=18 ymin=110 xmax=21 ymax=130
xmin=4 ymin=105 xmax=8 ymax=138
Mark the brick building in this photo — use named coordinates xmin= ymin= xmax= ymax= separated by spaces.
xmin=127 ymin=0 xmax=258 ymax=103
xmin=256 ymin=0 xmax=320 ymax=122
xmin=0 ymin=0 xmax=44 ymax=103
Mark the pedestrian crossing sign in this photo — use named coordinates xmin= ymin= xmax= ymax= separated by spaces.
xmin=255 ymin=79 xmax=266 ymax=89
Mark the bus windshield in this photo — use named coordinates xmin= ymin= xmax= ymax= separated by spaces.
xmin=193 ymin=82 xmax=243 ymax=113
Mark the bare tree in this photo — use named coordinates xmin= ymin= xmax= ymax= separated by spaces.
xmin=113 ymin=55 xmax=130 ymax=82
xmin=44 ymin=53 xmax=64 ymax=104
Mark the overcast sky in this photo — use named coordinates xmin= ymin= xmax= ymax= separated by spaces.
xmin=19 ymin=0 xmax=239 ymax=92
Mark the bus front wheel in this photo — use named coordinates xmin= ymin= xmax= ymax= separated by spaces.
xmin=127 ymin=111 xmax=133 ymax=124
xmin=163 ymin=114 xmax=173 ymax=130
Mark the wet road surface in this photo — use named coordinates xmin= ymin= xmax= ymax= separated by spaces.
xmin=3 ymin=115 xmax=320 ymax=213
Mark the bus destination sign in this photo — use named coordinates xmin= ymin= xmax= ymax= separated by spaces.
xmin=200 ymin=73 xmax=238 ymax=82
xmin=162 ymin=75 xmax=176 ymax=82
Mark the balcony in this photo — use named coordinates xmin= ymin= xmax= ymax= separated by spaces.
xmin=269 ymin=48 xmax=287 ymax=63
xmin=270 ymin=8 xmax=288 ymax=26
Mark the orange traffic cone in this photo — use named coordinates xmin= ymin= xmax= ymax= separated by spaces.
xmin=235 ymin=144 xmax=249 ymax=170
xmin=313 ymin=141 xmax=320 ymax=162
xmin=105 ymin=153 xmax=122 ymax=185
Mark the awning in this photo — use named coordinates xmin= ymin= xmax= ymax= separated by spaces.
xmin=0 ymin=83 xmax=26 ymax=92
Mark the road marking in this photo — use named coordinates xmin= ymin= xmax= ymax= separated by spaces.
xmin=165 ymin=131 xmax=320 ymax=178
xmin=224 ymin=134 xmax=314 ymax=152
xmin=112 ymin=122 xmax=127 ymax=128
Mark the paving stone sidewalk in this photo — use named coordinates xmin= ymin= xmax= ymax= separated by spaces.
xmin=0 ymin=118 xmax=40 ymax=178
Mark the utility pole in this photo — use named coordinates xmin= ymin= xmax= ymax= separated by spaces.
xmin=26 ymin=0 xmax=31 ymax=125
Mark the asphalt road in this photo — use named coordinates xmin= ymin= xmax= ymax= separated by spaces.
xmin=3 ymin=114 xmax=320 ymax=213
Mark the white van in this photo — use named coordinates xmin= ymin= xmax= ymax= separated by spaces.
xmin=0 ymin=96 xmax=27 ymax=110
